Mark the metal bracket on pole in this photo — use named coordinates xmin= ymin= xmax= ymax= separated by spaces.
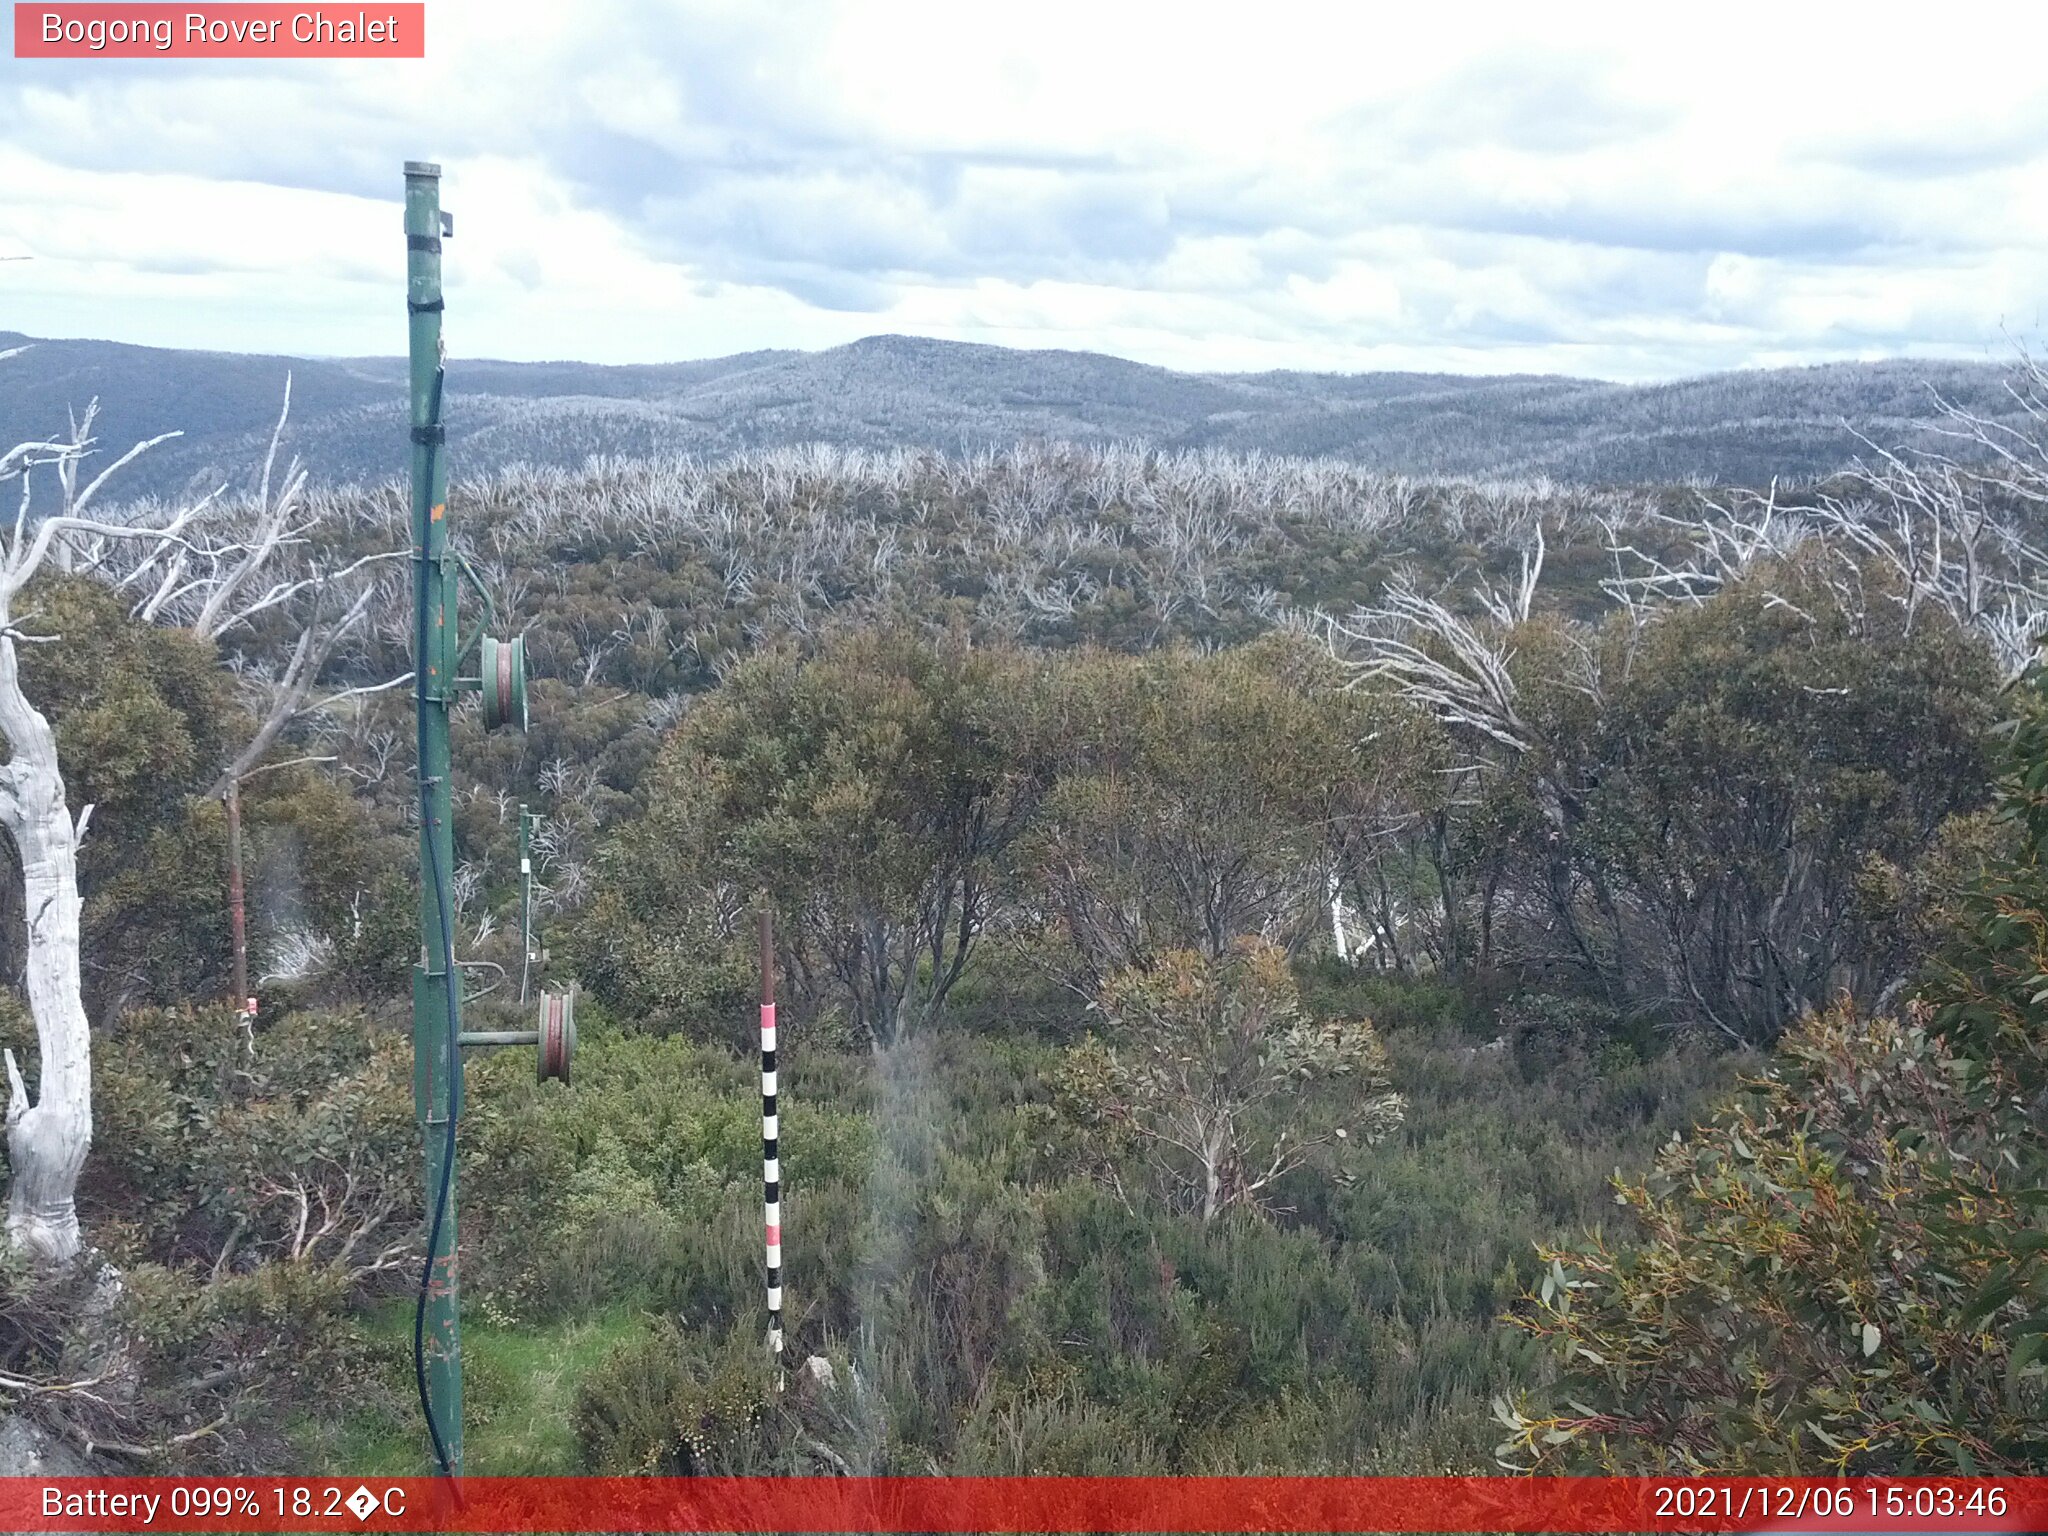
xmin=457 ymin=985 xmax=575 ymax=1084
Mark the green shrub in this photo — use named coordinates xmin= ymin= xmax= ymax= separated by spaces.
xmin=572 ymin=1321 xmax=782 ymax=1474
xmin=89 ymin=1006 xmax=416 ymax=1279
xmin=461 ymin=1029 xmax=872 ymax=1325
xmin=1503 ymin=1002 xmax=2043 ymax=1472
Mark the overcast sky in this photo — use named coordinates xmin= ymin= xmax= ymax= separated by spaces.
xmin=4 ymin=1 xmax=2046 ymax=380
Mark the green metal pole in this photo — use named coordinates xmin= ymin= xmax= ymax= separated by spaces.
xmin=405 ymin=159 xmax=463 ymax=1476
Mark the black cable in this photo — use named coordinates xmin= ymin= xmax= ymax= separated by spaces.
xmin=411 ymin=363 xmax=462 ymax=1480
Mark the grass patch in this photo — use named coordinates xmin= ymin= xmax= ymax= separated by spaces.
xmin=298 ymin=1301 xmax=649 ymax=1474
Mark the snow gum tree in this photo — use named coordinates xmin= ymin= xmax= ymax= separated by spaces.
xmin=1063 ymin=938 xmax=1406 ymax=1222
xmin=0 ymin=381 xmax=380 ymax=1262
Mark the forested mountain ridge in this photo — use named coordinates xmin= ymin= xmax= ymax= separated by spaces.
xmin=0 ymin=328 xmax=2022 ymax=503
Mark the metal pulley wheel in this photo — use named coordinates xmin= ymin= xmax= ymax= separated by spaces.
xmin=537 ymin=986 xmax=575 ymax=1084
xmin=480 ymin=633 xmax=528 ymax=732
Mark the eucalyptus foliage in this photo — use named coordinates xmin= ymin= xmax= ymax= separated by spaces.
xmin=1501 ymin=653 xmax=2048 ymax=1473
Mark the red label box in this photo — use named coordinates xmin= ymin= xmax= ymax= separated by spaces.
xmin=14 ymin=2 xmax=425 ymax=56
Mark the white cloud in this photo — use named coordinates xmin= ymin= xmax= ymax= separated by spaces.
xmin=3 ymin=0 xmax=2046 ymax=378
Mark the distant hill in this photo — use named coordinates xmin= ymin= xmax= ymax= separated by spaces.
xmin=0 ymin=330 xmax=2023 ymax=503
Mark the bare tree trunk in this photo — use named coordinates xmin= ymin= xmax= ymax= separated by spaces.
xmin=0 ymin=383 xmax=380 ymax=1269
xmin=224 ymin=779 xmax=249 ymax=1016
xmin=1200 ymin=1130 xmax=1223 ymax=1223
xmin=0 ymin=635 xmax=90 ymax=1263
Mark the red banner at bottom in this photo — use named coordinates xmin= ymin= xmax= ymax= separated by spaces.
xmin=6 ymin=1477 xmax=2047 ymax=1533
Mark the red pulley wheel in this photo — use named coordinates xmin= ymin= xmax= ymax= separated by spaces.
xmin=537 ymin=986 xmax=575 ymax=1084
xmin=480 ymin=634 xmax=528 ymax=733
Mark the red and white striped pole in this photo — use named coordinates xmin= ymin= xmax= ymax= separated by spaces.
xmin=760 ymin=908 xmax=784 ymax=1377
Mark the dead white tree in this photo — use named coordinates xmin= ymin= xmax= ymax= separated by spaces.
xmin=1324 ymin=532 xmax=1583 ymax=978
xmin=1472 ymin=523 xmax=1541 ymax=628
xmin=1327 ymin=572 xmax=1534 ymax=755
xmin=88 ymin=384 xmax=404 ymax=791
xmin=1597 ymin=480 xmax=1811 ymax=619
xmin=1601 ymin=367 xmax=2048 ymax=682
xmin=0 ymin=380 xmax=382 ymax=1262
xmin=0 ymin=431 xmax=211 ymax=1259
